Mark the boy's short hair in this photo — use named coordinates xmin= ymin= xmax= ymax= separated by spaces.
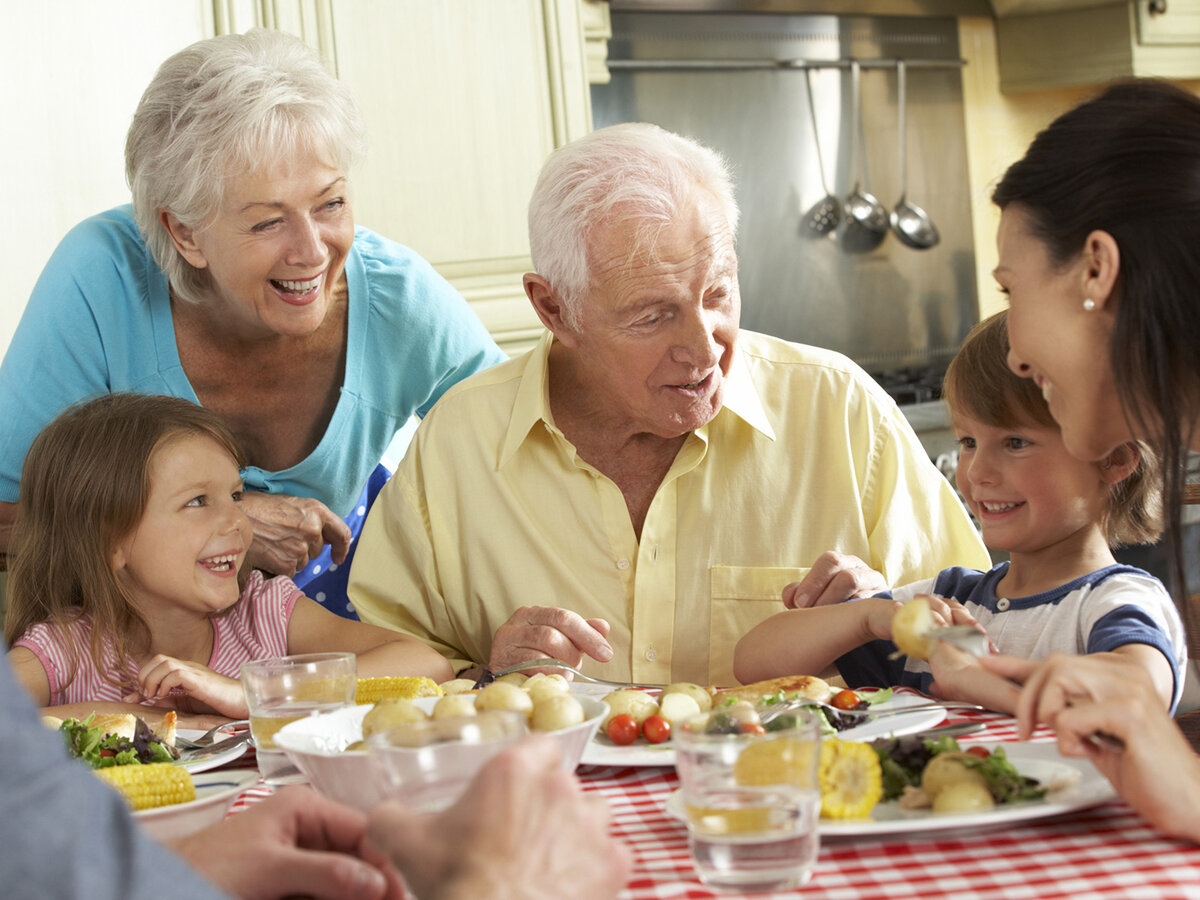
xmin=944 ymin=311 xmax=1161 ymax=547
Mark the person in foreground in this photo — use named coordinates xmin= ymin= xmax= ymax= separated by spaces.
xmin=937 ymin=78 xmax=1200 ymax=842
xmin=4 ymin=394 xmax=452 ymax=727
xmin=734 ymin=311 xmax=1185 ymax=714
xmin=349 ymin=122 xmax=989 ymax=686
xmin=0 ymin=29 xmax=504 ymax=616
xmin=0 ymin=650 xmax=629 ymax=900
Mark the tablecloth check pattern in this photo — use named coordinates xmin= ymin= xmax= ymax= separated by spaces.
xmin=223 ymin=705 xmax=1200 ymax=899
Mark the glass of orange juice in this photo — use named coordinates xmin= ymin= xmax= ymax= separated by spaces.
xmin=674 ymin=707 xmax=822 ymax=891
xmin=241 ymin=651 xmax=356 ymax=783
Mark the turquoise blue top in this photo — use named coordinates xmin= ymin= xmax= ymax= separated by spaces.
xmin=0 ymin=205 xmax=506 ymax=514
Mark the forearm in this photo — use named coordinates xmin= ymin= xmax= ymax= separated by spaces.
xmin=734 ymin=603 xmax=880 ymax=684
xmin=355 ymin=638 xmax=455 ymax=684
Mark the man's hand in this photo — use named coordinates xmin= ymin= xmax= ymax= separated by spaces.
xmin=239 ymin=490 xmax=352 ymax=576
xmin=489 ymin=607 xmax=613 ymax=672
xmin=782 ymin=552 xmax=888 ymax=609
xmin=367 ymin=734 xmax=630 ymax=900
xmin=171 ymin=786 xmax=405 ymax=900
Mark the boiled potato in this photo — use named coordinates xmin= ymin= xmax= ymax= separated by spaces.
xmin=531 ymin=694 xmax=585 ymax=732
xmin=932 ymin=780 xmax=995 ymax=813
xmin=921 ymin=752 xmax=989 ymax=801
xmin=658 ymin=691 xmax=702 ymax=726
xmin=495 ymin=672 xmax=529 ymax=687
xmin=602 ymin=689 xmax=659 ymax=726
xmin=523 ymin=673 xmax=570 ymax=703
xmin=474 ymin=681 xmax=534 ymax=716
xmin=432 ymin=693 xmax=479 ymax=719
xmin=663 ymin=682 xmax=713 ymax=713
xmin=891 ymin=595 xmax=938 ymax=660
xmin=438 ymin=678 xmax=478 ymax=695
xmin=361 ymin=698 xmax=429 ymax=738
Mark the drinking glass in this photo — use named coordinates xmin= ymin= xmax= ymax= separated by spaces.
xmin=241 ymin=651 xmax=357 ymax=783
xmin=674 ymin=709 xmax=822 ymax=892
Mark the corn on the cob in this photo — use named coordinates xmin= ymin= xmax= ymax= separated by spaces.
xmin=819 ymin=739 xmax=883 ymax=819
xmin=93 ymin=762 xmax=195 ymax=811
xmin=355 ymin=676 xmax=443 ymax=705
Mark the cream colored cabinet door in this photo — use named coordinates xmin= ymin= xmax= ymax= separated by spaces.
xmin=1 ymin=0 xmax=212 ymax=358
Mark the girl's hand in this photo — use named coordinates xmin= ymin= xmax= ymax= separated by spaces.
xmin=127 ymin=654 xmax=249 ymax=718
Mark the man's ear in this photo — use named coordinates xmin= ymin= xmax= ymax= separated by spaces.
xmin=1081 ymin=229 xmax=1120 ymax=312
xmin=1099 ymin=442 xmax=1140 ymax=485
xmin=159 ymin=209 xmax=209 ymax=269
xmin=523 ymin=273 xmax=580 ymax=348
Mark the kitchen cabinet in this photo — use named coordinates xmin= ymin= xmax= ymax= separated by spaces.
xmin=996 ymin=0 xmax=1200 ymax=91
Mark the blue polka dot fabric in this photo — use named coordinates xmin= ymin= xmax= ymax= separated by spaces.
xmin=291 ymin=463 xmax=392 ymax=620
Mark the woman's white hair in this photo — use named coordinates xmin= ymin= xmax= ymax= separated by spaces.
xmin=527 ymin=123 xmax=739 ymax=327
xmin=125 ymin=29 xmax=365 ymax=305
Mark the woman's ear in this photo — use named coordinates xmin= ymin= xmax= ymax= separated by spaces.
xmin=159 ymin=209 xmax=209 ymax=269
xmin=1099 ymin=442 xmax=1140 ymax=485
xmin=1081 ymin=229 xmax=1120 ymax=311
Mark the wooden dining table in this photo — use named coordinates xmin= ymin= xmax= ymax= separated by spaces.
xmin=226 ymin=702 xmax=1200 ymax=899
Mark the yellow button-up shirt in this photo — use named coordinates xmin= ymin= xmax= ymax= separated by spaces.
xmin=350 ymin=330 xmax=989 ymax=685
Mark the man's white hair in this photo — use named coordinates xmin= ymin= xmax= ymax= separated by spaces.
xmin=527 ymin=123 xmax=739 ymax=327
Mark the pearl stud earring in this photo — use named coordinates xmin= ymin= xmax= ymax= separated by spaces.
xmin=1083 ymin=298 xmax=1096 ymax=311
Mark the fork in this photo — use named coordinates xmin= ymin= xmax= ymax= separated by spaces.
xmin=757 ymin=697 xmax=987 ymax=726
xmin=173 ymin=719 xmax=250 ymax=751
xmin=481 ymin=658 xmax=663 ymax=691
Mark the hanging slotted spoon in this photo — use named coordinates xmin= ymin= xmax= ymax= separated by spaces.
xmin=801 ymin=67 xmax=840 ymax=236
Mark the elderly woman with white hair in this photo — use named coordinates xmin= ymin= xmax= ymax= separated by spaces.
xmin=0 ymin=29 xmax=504 ymax=613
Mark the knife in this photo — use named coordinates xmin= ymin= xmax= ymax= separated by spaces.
xmin=890 ymin=720 xmax=985 ymax=741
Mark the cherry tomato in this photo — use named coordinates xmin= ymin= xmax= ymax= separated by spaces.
xmin=964 ymin=745 xmax=991 ymax=759
xmin=642 ymin=715 xmax=672 ymax=744
xmin=831 ymin=689 xmax=863 ymax=711
xmin=606 ymin=713 xmax=639 ymax=746
xmin=740 ymin=722 xmax=766 ymax=736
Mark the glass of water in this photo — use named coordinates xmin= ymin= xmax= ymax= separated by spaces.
xmin=674 ymin=708 xmax=822 ymax=892
xmin=241 ymin=651 xmax=357 ymax=783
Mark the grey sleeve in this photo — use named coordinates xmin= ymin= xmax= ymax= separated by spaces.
xmin=0 ymin=651 xmax=232 ymax=900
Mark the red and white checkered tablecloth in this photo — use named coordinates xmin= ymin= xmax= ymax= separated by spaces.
xmin=225 ymin=708 xmax=1200 ymax=899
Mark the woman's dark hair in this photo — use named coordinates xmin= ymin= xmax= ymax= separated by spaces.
xmin=993 ymin=78 xmax=1200 ymax=615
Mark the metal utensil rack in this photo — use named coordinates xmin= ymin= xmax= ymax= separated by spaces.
xmin=605 ymin=57 xmax=966 ymax=72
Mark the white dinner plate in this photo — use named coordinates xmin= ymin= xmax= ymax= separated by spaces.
xmin=133 ymin=768 xmax=260 ymax=840
xmin=175 ymin=727 xmax=251 ymax=773
xmin=578 ymin=691 xmax=947 ymax=768
xmin=665 ymin=741 xmax=1118 ymax=838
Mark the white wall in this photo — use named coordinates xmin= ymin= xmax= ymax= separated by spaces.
xmin=1 ymin=3 xmax=211 ymax=357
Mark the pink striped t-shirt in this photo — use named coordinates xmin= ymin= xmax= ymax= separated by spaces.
xmin=14 ymin=570 xmax=301 ymax=705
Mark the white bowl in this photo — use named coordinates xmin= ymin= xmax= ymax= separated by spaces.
xmin=274 ymin=694 xmax=607 ymax=812
xmin=133 ymin=769 xmax=260 ymax=840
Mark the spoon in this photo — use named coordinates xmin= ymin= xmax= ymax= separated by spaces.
xmin=842 ymin=60 xmax=889 ymax=254
xmin=800 ymin=67 xmax=840 ymax=236
xmin=889 ymin=61 xmax=940 ymax=250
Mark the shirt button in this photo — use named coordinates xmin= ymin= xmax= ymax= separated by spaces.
xmin=996 ymin=597 xmax=1011 ymax=612
xmin=616 ymin=558 xmax=630 ymax=570
xmin=645 ymin=647 xmax=657 ymax=661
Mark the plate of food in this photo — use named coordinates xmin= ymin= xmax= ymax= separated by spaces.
xmin=578 ymin=676 xmax=948 ymax=768
xmin=133 ymin=769 xmax=261 ymax=840
xmin=666 ymin=739 xmax=1117 ymax=837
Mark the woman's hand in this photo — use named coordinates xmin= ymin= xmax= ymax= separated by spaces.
xmin=126 ymin=654 xmax=248 ymax=718
xmin=367 ymin=734 xmax=630 ymax=900
xmin=982 ymin=653 xmax=1200 ymax=842
xmin=239 ymin=490 xmax=352 ymax=576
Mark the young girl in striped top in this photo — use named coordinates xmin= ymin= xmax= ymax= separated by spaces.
xmin=4 ymin=393 xmax=452 ymax=727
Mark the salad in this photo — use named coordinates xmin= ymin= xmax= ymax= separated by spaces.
xmin=58 ymin=714 xmax=177 ymax=768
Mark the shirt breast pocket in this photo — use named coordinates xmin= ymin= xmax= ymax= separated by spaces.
xmin=708 ymin=565 xmax=810 ymax=686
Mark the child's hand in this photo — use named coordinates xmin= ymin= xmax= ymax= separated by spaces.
xmin=127 ymin=654 xmax=249 ymax=718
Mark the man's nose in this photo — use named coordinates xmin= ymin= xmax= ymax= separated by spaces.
xmin=675 ymin=310 xmax=722 ymax=368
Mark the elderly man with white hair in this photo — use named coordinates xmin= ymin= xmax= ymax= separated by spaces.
xmin=348 ymin=123 xmax=988 ymax=686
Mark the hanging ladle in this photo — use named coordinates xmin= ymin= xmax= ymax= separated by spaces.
xmin=842 ymin=60 xmax=889 ymax=254
xmin=890 ymin=61 xmax=940 ymax=250
xmin=801 ymin=67 xmax=840 ymax=236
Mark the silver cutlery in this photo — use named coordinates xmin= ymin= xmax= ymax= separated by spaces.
xmin=174 ymin=718 xmax=250 ymax=752
xmin=480 ymin=658 xmax=663 ymax=691
xmin=758 ymin=696 xmax=987 ymax=726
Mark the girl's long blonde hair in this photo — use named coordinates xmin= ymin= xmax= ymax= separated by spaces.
xmin=4 ymin=393 xmax=245 ymax=693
